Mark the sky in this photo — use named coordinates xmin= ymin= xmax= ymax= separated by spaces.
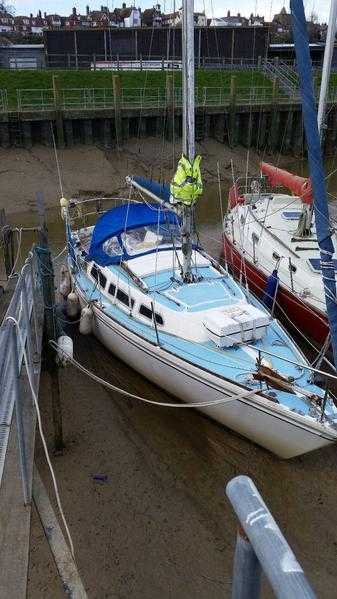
xmin=9 ymin=0 xmax=331 ymax=22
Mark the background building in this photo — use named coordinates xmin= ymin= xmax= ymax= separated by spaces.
xmin=44 ymin=26 xmax=269 ymax=67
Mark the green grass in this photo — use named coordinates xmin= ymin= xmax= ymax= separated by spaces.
xmin=0 ymin=68 xmax=272 ymax=110
xmin=315 ymin=73 xmax=337 ymax=93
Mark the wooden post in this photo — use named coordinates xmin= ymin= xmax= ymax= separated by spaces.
xmin=198 ymin=28 xmax=201 ymax=68
xmin=269 ymin=77 xmax=280 ymax=152
xmin=112 ymin=74 xmax=122 ymax=149
xmin=73 ymin=31 xmax=78 ymax=69
xmin=166 ymin=73 xmax=174 ymax=142
xmin=52 ymin=74 xmax=65 ymax=149
xmin=35 ymin=192 xmax=64 ymax=454
xmin=229 ymin=74 xmax=237 ymax=147
xmin=283 ymin=110 xmax=294 ymax=154
xmin=0 ymin=209 xmax=15 ymax=279
xmin=135 ymin=29 xmax=138 ymax=60
xmin=231 ymin=29 xmax=235 ymax=65
xmin=104 ymin=30 xmax=108 ymax=61
xmin=166 ymin=28 xmax=170 ymax=61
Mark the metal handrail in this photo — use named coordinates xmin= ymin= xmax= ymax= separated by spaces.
xmin=0 ymin=251 xmax=41 ymax=503
xmin=226 ymin=476 xmax=317 ymax=599
xmin=43 ymin=53 xmax=261 ymax=71
xmin=17 ymin=88 xmax=55 ymax=112
xmin=15 ymin=85 xmax=294 ymax=112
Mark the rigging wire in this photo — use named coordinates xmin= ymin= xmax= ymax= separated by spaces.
xmin=50 ymin=122 xmax=65 ymax=199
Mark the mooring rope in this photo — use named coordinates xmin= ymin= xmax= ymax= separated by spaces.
xmin=49 ymin=340 xmax=263 ymax=409
xmin=5 ymin=317 xmax=75 ymax=560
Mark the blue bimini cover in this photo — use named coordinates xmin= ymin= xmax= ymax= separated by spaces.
xmin=132 ymin=176 xmax=171 ymax=203
xmin=88 ymin=202 xmax=179 ymax=266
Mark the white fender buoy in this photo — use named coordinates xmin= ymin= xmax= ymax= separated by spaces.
xmin=56 ymin=335 xmax=73 ymax=366
xmin=67 ymin=291 xmax=80 ymax=319
xmin=59 ymin=265 xmax=71 ymax=298
xmin=60 ymin=197 xmax=69 ymax=221
xmin=79 ymin=305 xmax=93 ymax=335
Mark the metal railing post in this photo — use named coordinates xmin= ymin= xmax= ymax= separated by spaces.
xmin=28 ymin=257 xmax=39 ymax=350
xmin=232 ymin=527 xmax=262 ymax=599
xmin=10 ymin=323 xmax=30 ymax=505
xmin=226 ymin=476 xmax=317 ymax=599
xmin=20 ymin=279 xmax=34 ymax=370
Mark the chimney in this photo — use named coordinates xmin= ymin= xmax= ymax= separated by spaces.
xmin=30 ymin=13 xmax=33 ymax=18
xmin=44 ymin=11 xmax=47 ymax=18
xmin=227 ymin=10 xmax=230 ymax=17
xmin=86 ymin=5 xmax=89 ymax=15
xmin=122 ymin=2 xmax=126 ymax=8
xmin=237 ymin=12 xmax=241 ymax=17
xmin=72 ymin=6 xmax=77 ymax=15
xmin=38 ymin=10 xmax=42 ymax=18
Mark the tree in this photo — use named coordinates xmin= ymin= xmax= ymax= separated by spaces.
xmin=0 ymin=2 xmax=15 ymax=15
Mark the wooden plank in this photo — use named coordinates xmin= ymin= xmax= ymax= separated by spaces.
xmin=33 ymin=470 xmax=88 ymax=599
xmin=0 ymin=304 xmax=43 ymax=599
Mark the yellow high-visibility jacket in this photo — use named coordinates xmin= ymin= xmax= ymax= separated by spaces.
xmin=170 ymin=154 xmax=203 ymax=206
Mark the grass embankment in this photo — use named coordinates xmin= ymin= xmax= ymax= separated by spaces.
xmin=315 ymin=73 xmax=337 ymax=95
xmin=0 ymin=69 xmax=271 ymax=110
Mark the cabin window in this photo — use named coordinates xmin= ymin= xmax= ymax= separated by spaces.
xmin=99 ymin=272 xmax=107 ymax=288
xmin=155 ymin=313 xmax=164 ymax=326
xmin=91 ymin=265 xmax=98 ymax=281
xmin=108 ymin=283 xmax=116 ymax=296
xmin=139 ymin=304 xmax=164 ymax=325
xmin=91 ymin=265 xmax=107 ymax=288
xmin=116 ymin=288 xmax=134 ymax=309
xmin=121 ymin=223 xmax=180 ymax=257
xmin=272 ymin=252 xmax=280 ymax=261
xmin=102 ymin=236 xmax=121 ymax=257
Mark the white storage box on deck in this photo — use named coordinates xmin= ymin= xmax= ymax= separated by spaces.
xmin=203 ymin=304 xmax=270 ymax=348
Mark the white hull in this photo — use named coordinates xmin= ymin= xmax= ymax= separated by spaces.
xmin=76 ymin=288 xmax=337 ymax=459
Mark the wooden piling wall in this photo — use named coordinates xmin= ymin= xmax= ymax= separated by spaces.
xmin=0 ymin=103 xmax=335 ymax=156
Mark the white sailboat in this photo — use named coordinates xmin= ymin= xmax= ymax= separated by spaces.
xmin=223 ymin=0 xmax=337 ymax=347
xmin=61 ymin=0 xmax=337 ymax=458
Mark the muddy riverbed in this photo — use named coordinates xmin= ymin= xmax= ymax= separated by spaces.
xmin=2 ymin=140 xmax=337 ymax=598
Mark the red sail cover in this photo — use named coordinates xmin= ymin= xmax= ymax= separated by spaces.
xmin=260 ymin=162 xmax=313 ymax=205
xmin=228 ymin=183 xmax=245 ymax=208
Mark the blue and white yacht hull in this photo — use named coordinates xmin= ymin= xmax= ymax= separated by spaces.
xmin=74 ymin=280 xmax=337 ymax=459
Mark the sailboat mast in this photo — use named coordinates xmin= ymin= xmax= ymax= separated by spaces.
xmin=181 ymin=0 xmax=195 ymax=283
xmin=182 ymin=0 xmax=195 ymax=159
xmin=290 ymin=0 xmax=337 ymax=369
xmin=317 ymin=0 xmax=337 ymax=136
